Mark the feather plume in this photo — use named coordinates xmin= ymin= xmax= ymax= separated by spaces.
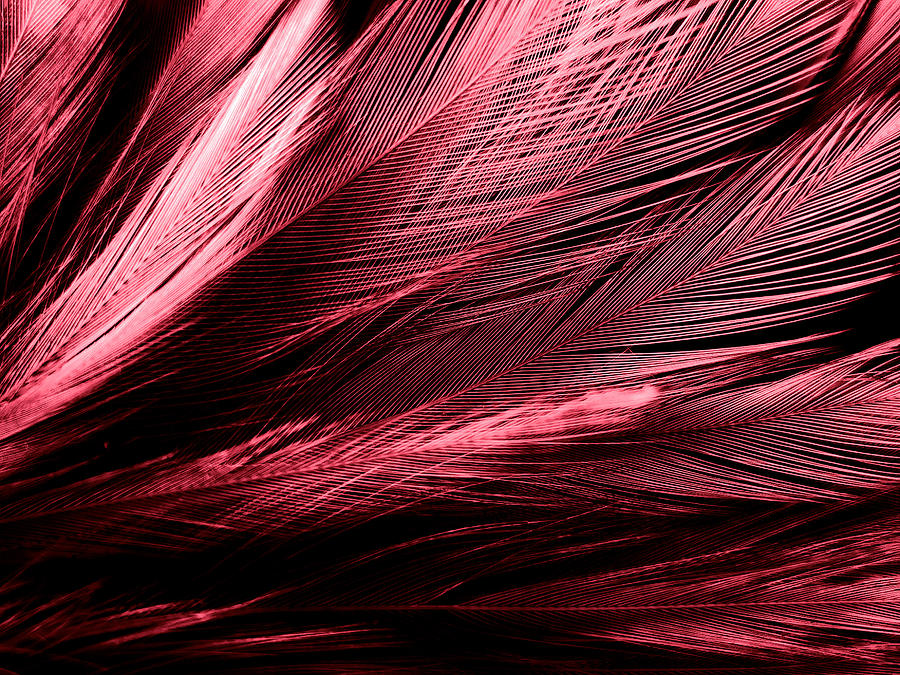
xmin=1 ymin=0 xmax=899 ymax=671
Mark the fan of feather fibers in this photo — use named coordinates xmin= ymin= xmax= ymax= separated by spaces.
xmin=2 ymin=0 xmax=900 ymax=671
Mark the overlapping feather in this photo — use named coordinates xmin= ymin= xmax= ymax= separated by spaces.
xmin=1 ymin=0 xmax=899 ymax=671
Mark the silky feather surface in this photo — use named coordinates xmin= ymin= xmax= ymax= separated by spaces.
xmin=0 ymin=0 xmax=899 ymax=671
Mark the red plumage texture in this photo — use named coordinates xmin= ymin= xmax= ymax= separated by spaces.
xmin=1 ymin=0 xmax=900 ymax=671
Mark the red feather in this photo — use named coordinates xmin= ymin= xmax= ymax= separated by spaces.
xmin=1 ymin=0 xmax=899 ymax=671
